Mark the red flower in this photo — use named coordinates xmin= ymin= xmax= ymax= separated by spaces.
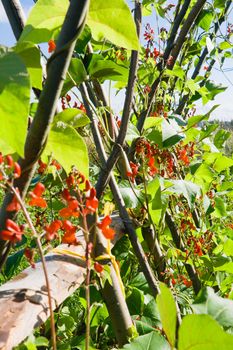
xmin=97 ymin=215 xmax=115 ymax=240
xmin=29 ymin=183 xmax=47 ymax=208
xmin=203 ymin=65 xmax=208 ymax=71
xmin=38 ymin=159 xmax=47 ymax=174
xmin=45 ymin=220 xmax=62 ymax=241
xmin=94 ymin=262 xmax=104 ymax=273
xmin=126 ymin=161 xmax=139 ymax=181
xmin=85 ymin=187 xmax=98 ymax=214
xmin=59 ymin=198 xmax=80 ymax=218
xmin=0 ymin=219 xmax=24 ymax=243
xmin=62 ymin=220 xmax=78 ymax=245
xmin=48 ymin=39 xmax=56 ymax=53
xmin=24 ymin=248 xmax=35 ymax=268
xmin=51 ymin=159 xmax=61 ymax=170
xmin=148 ymin=157 xmax=158 ymax=176
xmin=14 ymin=162 xmax=21 ymax=178
xmin=6 ymin=188 xmax=21 ymax=212
xmin=5 ymin=155 xmax=14 ymax=168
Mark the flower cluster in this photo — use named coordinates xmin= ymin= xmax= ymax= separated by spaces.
xmin=143 ymin=23 xmax=162 ymax=61
xmin=0 ymin=153 xmax=21 ymax=181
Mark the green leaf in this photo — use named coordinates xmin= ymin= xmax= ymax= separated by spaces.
xmin=157 ymin=283 xmax=177 ymax=348
xmin=143 ymin=299 xmax=161 ymax=327
xmin=214 ymin=0 xmax=226 ymax=9
xmin=122 ymin=331 xmax=171 ymax=349
xmin=44 ymin=122 xmax=89 ymax=177
xmin=119 ymin=183 xmax=143 ymax=208
xmin=211 ymin=197 xmax=227 ymax=218
xmin=214 ymin=129 xmax=231 ymax=149
xmin=187 ymin=105 xmax=219 ymax=129
xmin=87 ymin=0 xmax=139 ymax=50
xmin=4 ymin=250 xmax=24 ymax=278
xmin=90 ymin=303 xmax=108 ymax=327
xmin=62 ymin=58 xmax=87 ymax=95
xmin=88 ymin=56 xmax=128 ymax=82
xmin=224 ymin=239 xmax=233 ymax=257
xmin=127 ymin=287 xmax=144 ymax=315
xmin=178 ymin=314 xmax=233 ymax=350
xmin=192 ymin=287 xmax=233 ymax=328
xmin=0 ymin=49 xmax=30 ymax=156
xmin=134 ymin=320 xmax=156 ymax=335
xmin=219 ymin=41 xmax=233 ymax=50
xmin=19 ymin=0 xmax=69 ymax=44
xmin=54 ymin=108 xmax=90 ymax=128
xmin=34 ymin=337 xmax=49 ymax=347
xmin=75 ymin=25 xmax=92 ymax=54
xmin=130 ymin=272 xmax=151 ymax=294
xmin=213 ymin=156 xmax=233 ymax=173
xmin=126 ymin=122 xmax=140 ymax=144
xmin=215 ymin=262 xmax=233 ymax=274
xmin=196 ymin=10 xmax=213 ymax=31
xmin=143 ymin=117 xmax=163 ymax=130
xmin=162 ymin=119 xmax=183 ymax=147
xmin=169 ymin=180 xmax=201 ymax=209
xmin=15 ymin=42 xmax=42 ymax=90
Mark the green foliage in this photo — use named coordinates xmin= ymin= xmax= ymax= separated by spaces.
xmin=0 ymin=48 xmax=30 ymax=156
xmin=178 ymin=314 xmax=233 ymax=350
xmin=44 ymin=122 xmax=89 ymax=177
xmin=157 ymin=283 xmax=177 ymax=348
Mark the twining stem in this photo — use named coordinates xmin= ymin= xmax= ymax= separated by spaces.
xmin=9 ymin=186 xmax=57 ymax=350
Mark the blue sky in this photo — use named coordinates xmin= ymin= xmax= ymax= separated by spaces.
xmin=1 ymin=0 xmax=233 ymax=120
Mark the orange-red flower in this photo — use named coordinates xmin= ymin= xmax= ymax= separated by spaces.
xmin=126 ymin=161 xmax=139 ymax=181
xmin=6 ymin=188 xmax=21 ymax=212
xmin=59 ymin=198 xmax=80 ymax=218
xmin=29 ymin=182 xmax=47 ymax=208
xmin=48 ymin=39 xmax=56 ymax=53
xmin=62 ymin=220 xmax=78 ymax=245
xmin=97 ymin=215 xmax=115 ymax=240
xmin=94 ymin=262 xmax=104 ymax=273
xmin=14 ymin=162 xmax=21 ymax=178
xmin=45 ymin=220 xmax=62 ymax=241
xmin=0 ymin=219 xmax=24 ymax=243
xmin=85 ymin=187 xmax=98 ymax=214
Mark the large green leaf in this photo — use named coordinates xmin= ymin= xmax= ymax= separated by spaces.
xmin=54 ymin=108 xmax=90 ymax=128
xmin=126 ymin=287 xmax=144 ymax=316
xmin=213 ymin=156 xmax=233 ymax=173
xmin=169 ymin=180 xmax=201 ymax=209
xmin=157 ymin=283 xmax=177 ymax=348
xmin=122 ymin=331 xmax=171 ymax=349
xmin=19 ymin=0 xmax=139 ymax=51
xmin=162 ymin=119 xmax=183 ymax=147
xmin=44 ymin=122 xmax=89 ymax=177
xmin=178 ymin=314 xmax=233 ymax=350
xmin=88 ymin=0 xmax=139 ymax=50
xmin=19 ymin=0 xmax=69 ymax=44
xmin=0 ymin=49 xmax=30 ymax=156
xmin=192 ymin=287 xmax=233 ymax=328
xmin=196 ymin=10 xmax=214 ymax=31
xmin=88 ymin=56 xmax=128 ymax=82
xmin=15 ymin=42 xmax=42 ymax=90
